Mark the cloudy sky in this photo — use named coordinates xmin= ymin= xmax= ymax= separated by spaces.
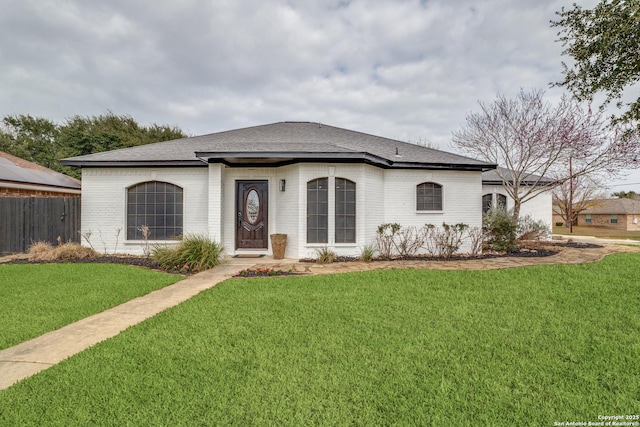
xmin=1 ymin=0 xmax=638 ymax=189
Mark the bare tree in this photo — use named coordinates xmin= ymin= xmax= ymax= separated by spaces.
xmin=452 ymin=88 xmax=638 ymax=221
xmin=405 ymin=137 xmax=438 ymax=149
xmin=552 ymin=174 xmax=606 ymax=227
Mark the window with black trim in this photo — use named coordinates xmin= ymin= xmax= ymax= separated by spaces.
xmin=417 ymin=182 xmax=442 ymax=211
xmin=496 ymin=194 xmax=507 ymax=209
xmin=335 ymin=178 xmax=356 ymax=243
xmin=482 ymin=194 xmax=493 ymax=213
xmin=127 ymin=181 xmax=183 ymax=240
xmin=307 ymin=178 xmax=328 ymax=243
xmin=483 ymin=193 xmax=508 ymax=213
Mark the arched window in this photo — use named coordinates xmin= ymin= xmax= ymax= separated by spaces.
xmin=127 ymin=181 xmax=183 ymax=240
xmin=416 ymin=182 xmax=443 ymax=211
xmin=496 ymin=194 xmax=507 ymax=209
xmin=482 ymin=194 xmax=493 ymax=213
xmin=482 ymin=193 xmax=508 ymax=213
xmin=335 ymin=178 xmax=356 ymax=243
xmin=307 ymin=178 xmax=328 ymax=243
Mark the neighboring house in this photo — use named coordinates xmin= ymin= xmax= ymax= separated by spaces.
xmin=577 ymin=198 xmax=640 ymax=231
xmin=0 ymin=151 xmax=81 ymax=254
xmin=0 ymin=151 xmax=81 ymax=197
xmin=481 ymin=167 xmax=553 ymax=226
xmin=61 ymin=122 xmax=497 ymax=258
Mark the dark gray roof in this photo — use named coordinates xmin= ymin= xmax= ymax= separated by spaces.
xmin=0 ymin=151 xmax=81 ymax=190
xmin=482 ymin=167 xmax=555 ymax=186
xmin=62 ymin=122 xmax=496 ymax=171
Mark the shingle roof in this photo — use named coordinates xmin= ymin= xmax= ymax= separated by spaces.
xmin=0 ymin=151 xmax=81 ymax=190
xmin=61 ymin=122 xmax=496 ymax=171
xmin=482 ymin=166 xmax=555 ymax=186
xmin=580 ymin=198 xmax=640 ymax=215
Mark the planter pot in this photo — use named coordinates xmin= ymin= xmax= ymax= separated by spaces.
xmin=270 ymin=234 xmax=287 ymax=259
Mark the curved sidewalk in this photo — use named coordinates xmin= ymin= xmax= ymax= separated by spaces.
xmin=1 ymin=243 xmax=638 ymax=391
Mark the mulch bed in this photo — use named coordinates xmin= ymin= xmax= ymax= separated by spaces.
xmin=2 ymin=256 xmax=175 ymax=272
xmin=299 ymin=242 xmax=603 ymax=264
xmin=554 ymin=242 xmax=603 ymax=249
xmin=2 ymin=242 xmax=604 ymax=276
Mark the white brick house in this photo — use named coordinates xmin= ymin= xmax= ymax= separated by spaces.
xmin=481 ymin=167 xmax=553 ymax=228
xmin=63 ymin=122 xmax=499 ymax=258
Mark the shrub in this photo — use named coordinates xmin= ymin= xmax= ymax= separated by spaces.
xmin=483 ymin=207 xmax=517 ymax=252
xmin=394 ymin=225 xmax=426 ymax=256
xmin=314 ymin=247 xmax=337 ymax=264
xmin=555 ymin=222 xmax=564 ymax=227
xmin=426 ymin=223 xmax=469 ymax=258
xmin=375 ymin=223 xmax=426 ymax=258
xmin=27 ymin=241 xmax=97 ymax=261
xmin=518 ymin=215 xmax=551 ymax=241
xmin=466 ymin=226 xmax=484 ymax=256
xmin=152 ymin=234 xmax=224 ymax=272
xmin=375 ymin=223 xmax=401 ymax=258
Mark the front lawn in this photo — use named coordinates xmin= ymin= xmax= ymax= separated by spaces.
xmin=1 ymin=254 xmax=639 ymax=425
xmin=0 ymin=263 xmax=182 ymax=350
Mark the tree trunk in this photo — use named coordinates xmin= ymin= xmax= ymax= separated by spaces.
xmin=511 ymin=202 xmax=521 ymax=224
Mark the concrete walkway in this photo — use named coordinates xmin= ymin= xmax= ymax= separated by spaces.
xmin=1 ymin=241 xmax=639 ymax=391
xmin=553 ymin=234 xmax=640 ymax=246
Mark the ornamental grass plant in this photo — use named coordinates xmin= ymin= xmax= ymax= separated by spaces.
xmin=152 ymin=234 xmax=224 ymax=272
xmin=27 ymin=241 xmax=97 ymax=261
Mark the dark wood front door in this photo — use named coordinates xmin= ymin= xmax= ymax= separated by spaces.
xmin=236 ymin=180 xmax=268 ymax=249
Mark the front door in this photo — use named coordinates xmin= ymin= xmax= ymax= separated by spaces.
xmin=236 ymin=180 xmax=268 ymax=249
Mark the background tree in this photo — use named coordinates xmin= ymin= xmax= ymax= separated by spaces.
xmin=0 ymin=115 xmax=59 ymax=170
xmin=0 ymin=113 xmax=186 ymax=179
xmin=553 ymin=174 xmax=606 ymax=227
xmin=611 ymin=190 xmax=640 ymax=199
xmin=451 ymin=88 xmax=638 ymax=221
xmin=552 ymin=0 xmax=640 ymax=132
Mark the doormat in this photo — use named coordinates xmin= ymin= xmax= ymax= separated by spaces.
xmin=233 ymin=254 xmax=265 ymax=258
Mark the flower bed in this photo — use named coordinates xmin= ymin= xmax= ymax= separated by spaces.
xmin=234 ymin=267 xmax=297 ymax=278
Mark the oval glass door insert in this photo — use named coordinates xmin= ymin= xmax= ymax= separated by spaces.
xmin=246 ymin=189 xmax=260 ymax=224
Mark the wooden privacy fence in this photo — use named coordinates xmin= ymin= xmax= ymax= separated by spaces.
xmin=0 ymin=197 xmax=81 ymax=254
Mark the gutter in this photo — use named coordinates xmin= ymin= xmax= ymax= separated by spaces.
xmin=60 ymin=159 xmax=207 ymax=167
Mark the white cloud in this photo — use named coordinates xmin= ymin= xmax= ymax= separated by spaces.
xmin=0 ymin=0 xmax=637 ymax=186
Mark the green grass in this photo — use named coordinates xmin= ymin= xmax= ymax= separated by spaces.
xmin=1 ymin=254 xmax=639 ymax=425
xmin=0 ymin=263 xmax=181 ymax=350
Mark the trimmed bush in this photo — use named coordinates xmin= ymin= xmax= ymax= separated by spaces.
xmin=152 ymin=234 xmax=224 ymax=272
